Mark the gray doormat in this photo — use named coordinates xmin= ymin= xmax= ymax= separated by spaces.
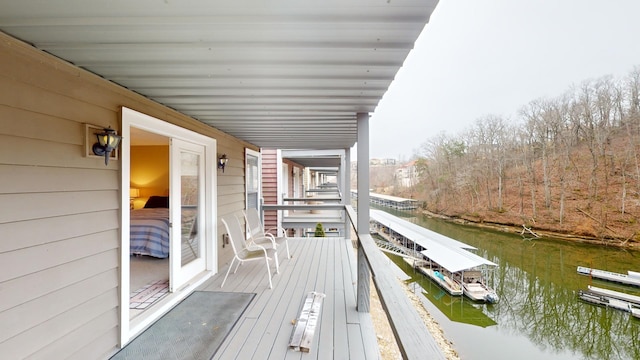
xmin=112 ymin=291 xmax=255 ymax=360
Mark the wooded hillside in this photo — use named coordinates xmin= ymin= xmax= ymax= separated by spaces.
xmin=394 ymin=68 xmax=640 ymax=248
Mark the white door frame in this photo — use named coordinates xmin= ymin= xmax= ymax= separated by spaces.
xmin=245 ymin=148 xmax=261 ymax=212
xmin=281 ymin=162 xmax=289 ymax=217
xmin=119 ymin=107 xmax=217 ymax=346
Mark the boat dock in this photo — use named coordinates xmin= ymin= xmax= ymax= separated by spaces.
xmin=578 ymin=285 xmax=640 ymax=315
xmin=587 ymin=285 xmax=640 ymax=305
xmin=353 ymin=190 xmax=419 ymax=210
xmin=576 ymin=267 xmax=640 ymax=317
xmin=577 ymin=266 xmax=640 ymax=287
xmin=370 ymin=209 xmax=497 ymax=300
xmin=578 ymin=290 xmax=633 ymax=312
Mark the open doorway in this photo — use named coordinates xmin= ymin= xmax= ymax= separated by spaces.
xmin=129 ymin=127 xmax=170 ymax=320
xmin=120 ymin=107 xmax=217 ymax=346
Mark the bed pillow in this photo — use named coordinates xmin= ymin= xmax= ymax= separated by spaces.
xmin=144 ymin=196 xmax=169 ymax=208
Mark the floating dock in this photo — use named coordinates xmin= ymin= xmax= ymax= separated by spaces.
xmin=578 ymin=285 xmax=640 ymax=317
xmin=578 ymin=290 xmax=632 ymax=312
xmin=577 ymin=266 xmax=640 ymax=287
xmin=587 ymin=285 xmax=640 ymax=305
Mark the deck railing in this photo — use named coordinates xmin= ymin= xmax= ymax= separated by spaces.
xmin=260 ymin=203 xmax=445 ymax=359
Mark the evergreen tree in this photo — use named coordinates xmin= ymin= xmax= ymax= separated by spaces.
xmin=314 ymin=223 xmax=325 ymax=237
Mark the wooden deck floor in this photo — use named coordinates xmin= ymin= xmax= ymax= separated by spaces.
xmin=198 ymin=237 xmax=380 ymax=360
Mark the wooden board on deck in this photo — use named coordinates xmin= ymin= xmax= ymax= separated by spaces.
xmin=289 ymin=292 xmax=325 ymax=353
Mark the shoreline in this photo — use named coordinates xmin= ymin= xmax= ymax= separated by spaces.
xmin=420 ymin=209 xmax=640 ymax=250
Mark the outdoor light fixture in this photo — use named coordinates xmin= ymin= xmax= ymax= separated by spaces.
xmin=218 ymin=154 xmax=229 ymax=172
xmin=92 ymin=127 xmax=122 ymax=165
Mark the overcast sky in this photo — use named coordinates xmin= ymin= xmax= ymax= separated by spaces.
xmin=365 ymin=0 xmax=640 ymax=160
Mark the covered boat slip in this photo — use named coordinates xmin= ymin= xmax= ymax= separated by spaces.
xmin=352 ymin=191 xmax=419 ymax=210
xmin=416 ymin=266 xmax=462 ymax=296
xmin=370 ymin=210 xmax=497 ymax=292
xmin=370 ymin=210 xmax=476 ymax=252
xmin=418 ymin=234 xmax=496 ymax=274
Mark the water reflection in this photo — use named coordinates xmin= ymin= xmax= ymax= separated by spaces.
xmin=375 ymin=206 xmax=640 ymax=360
xmin=390 ymin=256 xmax=497 ymax=328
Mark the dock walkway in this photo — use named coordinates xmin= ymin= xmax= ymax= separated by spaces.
xmin=577 ymin=266 xmax=640 ymax=287
xmin=588 ymin=285 xmax=640 ymax=305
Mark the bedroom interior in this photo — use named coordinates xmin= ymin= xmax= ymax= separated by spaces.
xmin=129 ymin=128 xmax=171 ymax=319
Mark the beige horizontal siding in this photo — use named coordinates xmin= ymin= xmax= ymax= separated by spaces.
xmin=0 ymin=30 xmax=258 ymax=359
xmin=0 ymin=34 xmax=128 ymax=358
xmin=0 ymin=33 xmax=138 ymax=359
xmin=0 ymin=133 xmax=108 ymax=168
xmin=0 ymin=229 xmax=118 ymax=283
xmin=0 ymin=288 xmax=119 ymax=359
xmin=216 ymin=143 xmax=252 ymax=266
xmin=0 ymin=105 xmax=83 ymax=146
xmin=0 ymin=250 xmax=119 ymax=314
xmin=217 ymin=192 xmax=246 ymax=207
xmin=0 ymin=190 xmax=119 ymax=224
xmin=0 ymin=211 xmax=119 ymax=253
xmin=0 ymin=164 xmax=119 ymax=194
xmin=0 ymin=269 xmax=118 ymax=343
xmin=54 ymin=310 xmax=119 ymax=360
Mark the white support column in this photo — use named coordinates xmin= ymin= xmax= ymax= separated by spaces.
xmin=343 ymin=148 xmax=351 ymax=241
xmin=356 ymin=112 xmax=370 ymax=312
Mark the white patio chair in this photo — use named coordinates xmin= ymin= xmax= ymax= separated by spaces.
xmin=185 ymin=216 xmax=198 ymax=259
xmin=220 ymin=213 xmax=275 ymax=289
xmin=243 ymin=208 xmax=291 ymax=270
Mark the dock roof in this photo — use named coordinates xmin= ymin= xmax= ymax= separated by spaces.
xmin=370 ymin=210 xmax=496 ymax=273
xmin=371 ymin=210 xmax=475 ymax=250
xmin=353 ymin=190 xmax=419 ymax=204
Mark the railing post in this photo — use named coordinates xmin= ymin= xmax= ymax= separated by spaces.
xmin=343 ymin=148 xmax=351 ymax=241
xmin=356 ymin=112 xmax=370 ymax=312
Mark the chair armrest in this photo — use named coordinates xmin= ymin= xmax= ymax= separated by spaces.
xmin=265 ymin=227 xmax=289 ymax=238
xmin=245 ymin=242 xmax=271 ymax=255
xmin=249 ymin=234 xmax=276 ymax=248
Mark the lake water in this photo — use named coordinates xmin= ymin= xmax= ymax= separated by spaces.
xmin=377 ymin=207 xmax=640 ymax=360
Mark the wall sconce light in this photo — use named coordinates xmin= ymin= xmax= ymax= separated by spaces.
xmin=218 ymin=154 xmax=229 ymax=172
xmin=92 ymin=127 xmax=122 ymax=165
xmin=129 ymin=188 xmax=140 ymax=210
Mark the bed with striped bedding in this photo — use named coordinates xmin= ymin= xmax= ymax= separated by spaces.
xmin=130 ymin=208 xmax=170 ymax=258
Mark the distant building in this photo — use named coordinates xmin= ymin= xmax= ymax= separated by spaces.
xmin=370 ymin=158 xmax=396 ymax=166
xmin=396 ymin=160 xmax=418 ymax=188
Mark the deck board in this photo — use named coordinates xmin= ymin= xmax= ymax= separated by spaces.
xmin=311 ymin=239 xmax=333 ymax=360
xmin=348 ymin=323 xmax=367 ymax=360
xmin=204 ymin=237 xmax=380 ymax=359
xmin=251 ymin=239 xmax=320 ymax=359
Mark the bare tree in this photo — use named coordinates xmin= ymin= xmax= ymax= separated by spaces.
xmin=520 ymin=99 xmax=551 ymax=212
xmin=623 ymin=67 xmax=640 ymax=195
xmin=409 ymin=65 xmax=640 ymax=240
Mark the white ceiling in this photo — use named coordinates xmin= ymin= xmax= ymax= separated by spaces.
xmin=0 ymin=0 xmax=438 ymax=151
